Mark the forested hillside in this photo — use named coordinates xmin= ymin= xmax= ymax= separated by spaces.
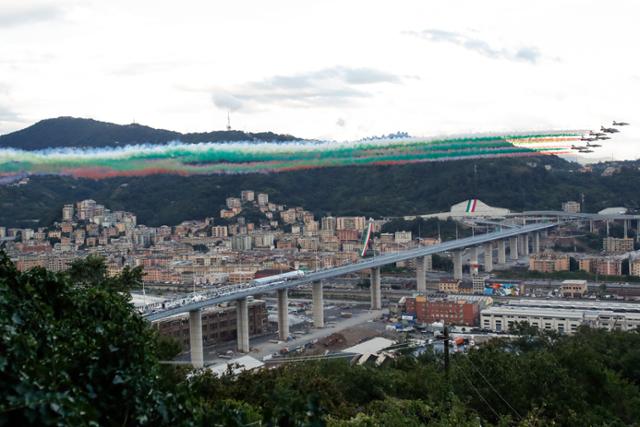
xmin=2 ymin=156 xmax=640 ymax=228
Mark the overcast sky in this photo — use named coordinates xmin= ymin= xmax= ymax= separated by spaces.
xmin=1 ymin=0 xmax=639 ymax=161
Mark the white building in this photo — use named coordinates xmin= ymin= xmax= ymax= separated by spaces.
xmin=481 ymin=302 xmax=640 ymax=334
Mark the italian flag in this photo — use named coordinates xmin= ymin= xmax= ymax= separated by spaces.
xmin=465 ymin=199 xmax=478 ymax=213
xmin=360 ymin=222 xmax=374 ymax=257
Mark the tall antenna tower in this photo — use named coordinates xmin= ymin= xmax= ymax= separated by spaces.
xmin=226 ymin=112 xmax=231 ymax=131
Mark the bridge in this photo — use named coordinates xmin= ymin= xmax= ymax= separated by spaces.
xmin=143 ymin=222 xmax=557 ymax=367
xmin=508 ymin=210 xmax=640 ymax=237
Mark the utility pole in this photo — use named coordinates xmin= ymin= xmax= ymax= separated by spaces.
xmin=443 ymin=323 xmax=450 ymax=379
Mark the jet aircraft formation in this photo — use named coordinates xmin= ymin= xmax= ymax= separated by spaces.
xmin=571 ymin=120 xmax=630 ymax=153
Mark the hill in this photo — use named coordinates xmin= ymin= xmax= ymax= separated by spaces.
xmin=2 ymin=155 xmax=640 ymax=228
xmin=0 ymin=117 xmax=299 ymax=150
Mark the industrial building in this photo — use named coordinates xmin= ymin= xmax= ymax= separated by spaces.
xmin=404 ymin=295 xmax=485 ymax=326
xmin=481 ymin=299 xmax=640 ymax=334
xmin=154 ymin=299 xmax=268 ymax=351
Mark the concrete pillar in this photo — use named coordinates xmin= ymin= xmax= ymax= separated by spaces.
xmin=189 ymin=309 xmax=204 ymax=368
xmin=484 ymin=242 xmax=493 ymax=272
xmin=425 ymin=254 xmax=433 ymax=272
xmin=589 ymin=220 xmax=594 ymax=233
xmin=370 ymin=267 xmax=382 ymax=310
xmin=606 ymin=220 xmax=610 ymax=237
xmin=453 ymin=250 xmax=463 ymax=280
xmin=277 ymin=288 xmax=289 ymax=341
xmin=497 ymin=240 xmax=506 ymax=265
xmin=523 ymin=234 xmax=530 ymax=256
xmin=416 ymin=256 xmax=427 ymax=293
xmin=624 ymin=220 xmax=628 ymax=238
xmin=533 ymin=232 xmax=540 ymax=253
xmin=509 ymin=236 xmax=518 ymax=260
xmin=470 ymin=246 xmax=479 ymax=275
xmin=312 ymin=281 xmax=324 ymax=328
xmin=236 ymin=298 xmax=250 ymax=353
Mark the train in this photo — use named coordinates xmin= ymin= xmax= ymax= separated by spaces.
xmin=251 ymin=270 xmax=305 ymax=286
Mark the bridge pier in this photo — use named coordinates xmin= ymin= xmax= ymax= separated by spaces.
xmin=509 ymin=236 xmax=518 ymax=260
xmin=470 ymin=247 xmax=479 ymax=275
xmin=497 ymin=240 xmax=506 ymax=265
xmin=416 ymin=256 xmax=427 ymax=293
xmin=606 ymin=220 xmax=610 ymax=237
xmin=370 ymin=267 xmax=382 ymax=310
xmin=277 ymin=288 xmax=289 ymax=341
xmin=312 ymin=281 xmax=324 ymax=328
xmin=484 ymin=242 xmax=493 ymax=272
xmin=189 ymin=309 xmax=204 ymax=368
xmin=453 ymin=250 xmax=463 ymax=280
xmin=624 ymin=220 xmax=628 ymax=238
xmin=533 ymin=232 xmax=540 ymax=253
xmin=425 ymin=254 xmax=433 ymax=272
xmin=236 ymin=298 xmax=250 ymax=353
xmin=522 ymin=234 xmax=530 ymax=256
xmin=589 ymin=220 xmax=594 ymax=233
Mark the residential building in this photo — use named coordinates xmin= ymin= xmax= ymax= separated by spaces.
xmin=226 ymin=197 xmax=242 ymax=209
xmin=62 ymin=204 xmax=74 ymax=221
xmin=240 ymin=190 xmax=254 ymax=202
xmin=603 ymin=237 xmax=634 ymax=253
xmin=561 ymin=201 xmax=581 ymax=213
xmin=321 ymin=216 xmax=337 ymax=232
xmin=472 ymin=275 xmax=489 ymax=294
xmin=529 ymin=252 xmax=570 ymax=273
xmin=560 ymin=280 xmax=588 ymax=298
xmin=336 ymin=216 xmax=366 ymax=231
xmin=231 ymin=235 xmax=252 ymax=251
xmin=257 ymin=193 xmax=269 ymax=206
xmin=630 ymin=257 xmax=640 ymax=277
xmin=438 ymin=278 xmax=461 ymax=294
xmin=394 ymin=231 xmax=412 ymax=243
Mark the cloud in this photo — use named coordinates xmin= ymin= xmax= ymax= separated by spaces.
xmin=211 ymin=66 xmax=402 ymax=111
xmin=0 ymin=4 xmax=63 ymax=28
xmin=407 ymin=29 xmax=542 ymax=64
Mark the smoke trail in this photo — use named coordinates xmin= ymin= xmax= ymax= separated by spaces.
xmin=0 ymin=131 xmax=584 ymax=180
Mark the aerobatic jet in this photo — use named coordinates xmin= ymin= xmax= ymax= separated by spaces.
xmin=613 ymin=121 xmax=630 ymax=126
xmin=601 ymin=126 xmax=620 ymax=133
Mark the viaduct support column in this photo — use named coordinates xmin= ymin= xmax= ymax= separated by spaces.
xmin=497 ymin=240 xmax=506 ymax=265
xmin=470 ymin=247 xmax=479 ymax=275
xmin=189 ymin=309 xmax=204 ymax=368
xmin=624 ymin=220 xmax=628 ymax=238
xmin=236 ymin=298 xmax=250 ymax=353
xmin=606 ymin=220 xmax=610 ymax=237
xmin=509 ymin=236 xmax=519 ymax=260
xmin=533 ymin=232 xmax=540 ymax=254
xmin=589 ymin=220 xmax=594 ymax=234
xmin=370 ymin=268 xmax=382 ymax=310
xmin=453 ymin=250 xmax=463 ymax=280
xmin=484 ymin=242 xmax=493 ymax=272
xmin=416 ymin=256 xmax=427 ymax=293
xmin=312 ymin=281 xmax=324 ymax=328
xmin=523 ymin=234 xmax=530 ymax=256
xmin=425 ymin=254 xmax=433 ymax=272
xmin=277 ymin=288 xmax=289 ymax=341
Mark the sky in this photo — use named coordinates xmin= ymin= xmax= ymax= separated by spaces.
xmin=1 ymin=0 xmax=639 ymax=161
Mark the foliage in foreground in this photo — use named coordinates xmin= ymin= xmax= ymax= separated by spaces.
xmin=2 ymin=251 xmax=640 ymax=426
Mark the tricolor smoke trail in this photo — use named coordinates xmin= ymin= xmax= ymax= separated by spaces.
xmin=0 ymin=131 xmax=584 ymax=179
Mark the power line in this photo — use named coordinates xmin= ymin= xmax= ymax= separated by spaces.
xmin=465 ymin=358 xmax=522 ymax=420
xmin=457 ymin=366 xmax=502 ymax=421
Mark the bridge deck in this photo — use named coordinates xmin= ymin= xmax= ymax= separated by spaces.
xmin=144 ymin=222 xmax=556 ymax=322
